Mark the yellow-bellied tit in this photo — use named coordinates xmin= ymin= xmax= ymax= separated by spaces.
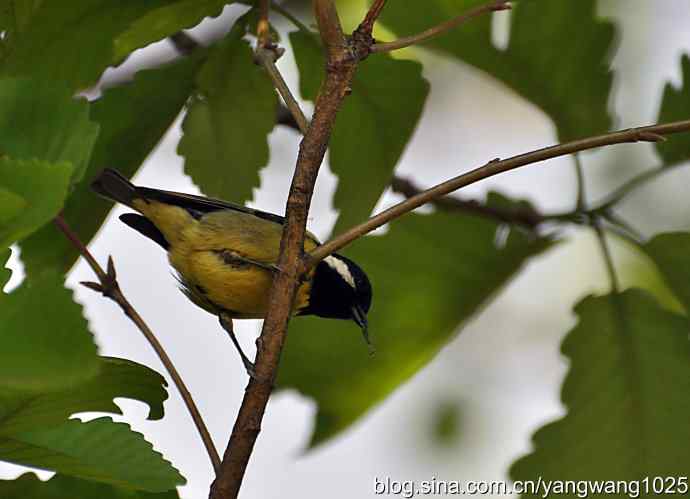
xmin=91 ymin=169 xmax=373 ymax=372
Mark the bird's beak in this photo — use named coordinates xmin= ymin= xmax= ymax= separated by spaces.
xmin=352 ymin=305 xmax=374 ymax=355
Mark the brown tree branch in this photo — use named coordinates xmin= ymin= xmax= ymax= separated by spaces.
xmin=303 ymin=119 xmax=690 ymax=271
xmin=53 ymin=214 xmax=221 ymax=473
xmin=209 ymin=1 xmax=366 ymax=497
xmin=370 ymin=0 xmax=511 ymax=53
xmin=256 ymin=0 xmax=271 ymax=48
xmin=314 ymin=0 xmax=347 ymax=59
xmin=255 ymin=48 xmax=310 ymax=135
xmin=358 ymin=0 xmax=388 ymax=36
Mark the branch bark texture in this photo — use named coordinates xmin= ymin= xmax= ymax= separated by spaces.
xmin=209 ymin=1 xmax=365 ymax=497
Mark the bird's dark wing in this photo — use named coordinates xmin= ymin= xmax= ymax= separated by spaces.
xmin=119 ymin=213 xmax=170 ymax=250
xmin=137 ymin=186 xmax=286 ymax=225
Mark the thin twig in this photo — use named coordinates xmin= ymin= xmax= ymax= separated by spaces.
xmin=255 ymin=47 xmax=310 ymax=135
xmin=275 ymin=111 xmax=547 ymax=229
xmin=53 ymin=214 xmax=221 ymax=473
xmin=257 ymin=0 xmax=271 ymax=48
xmin=275 ymin=107 xmax=546 ymax=229
xmin=304 ymin=119 xmax=690 ymax=271
xmin=370 ymin=0 xmax=511 ymax=53
xmin=601 ymin=219 xmax=644 ymax=248
xmin=601 ymin=210 xmax=644 ymax=244
xmin=54 ymin=214 xmax=108 ymax=281
xmin=209 ymin=1 xmax=364 ymax=497
xmin=358 ymin=0 xmax=387 ymax=35
xmin=592 ymin=218 xmax=620 ymax=293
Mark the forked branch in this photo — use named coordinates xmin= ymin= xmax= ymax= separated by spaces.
xmin=209 ymin=1 xmax=362 ymax=497
xmin=358 ymin=0 xmax=388 ymax=36
xmin=371 ymin=0 xmax=511 ymax=53
xmin=53 ymin=214 xmax=221 ymax=472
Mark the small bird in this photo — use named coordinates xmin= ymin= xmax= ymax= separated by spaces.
xmin=92 ymin=169 xmax=373 ymax=373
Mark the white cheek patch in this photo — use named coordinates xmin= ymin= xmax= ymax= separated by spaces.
xmin=325 ymin=255 xmax=356 ymax=290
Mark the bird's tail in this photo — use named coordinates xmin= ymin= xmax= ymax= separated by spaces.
xmin=91 ymin=168 xmax=138 ymax=207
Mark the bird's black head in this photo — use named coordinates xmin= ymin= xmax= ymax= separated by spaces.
xmin=301 ymin=254 xmax=373 ymax=350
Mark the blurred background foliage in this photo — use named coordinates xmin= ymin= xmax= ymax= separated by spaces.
xmin=0 ymin=0 xmax=689 ymax=497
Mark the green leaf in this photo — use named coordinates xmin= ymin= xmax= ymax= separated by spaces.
xmin=511 ymin=290 xmax=690 ymax=491
xmin=0 ymin=270 xmax=99 ymax=391
xmin=1 ymin=0 xmax=228 ymax=91
xmin=178 ymin=25 xmax=277 ymax=204
xmin=289 ymin=31 xmax=321 ymax=100
xmin=657 ymin=54 xmax=690 ymax=165
xmin=0 ymin=187 xmax=26 ymax=226
xmin=113 ymin=0 xmax=231 ymax=62
xmin=0 ymin=417 xmax=185 ymax=492
xmin=0 ymin=357 xmax=168 ymax=436
xmin=0 ymin=473 xmax=179 ymax=499
xmin=291 ymin=30 xmax=429 ymax=233
xmin=642 ymin=231 xmax=690 ymax=312
xmin=20 ymin=55 xmax=204 ymax=276
xmin=379 ymin=0 xmax=614 ymax=141
xmin=0 ymin=1 xmax=42 ymax=43
xmin=0 ymin=158 xmax=73 ymax=248
xmin=280 ymin=208 xmax=552 ymax=445
xmin=0 ymin=77 xmax=99 ymax=184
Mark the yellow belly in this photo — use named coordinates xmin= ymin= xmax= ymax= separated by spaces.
xmin=169 ymin=248 xmax=312 ymax=318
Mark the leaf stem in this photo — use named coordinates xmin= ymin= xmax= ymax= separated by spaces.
xmin=370 ymin=0 xmax=511 ymax=53
xmin=592 ymin=218 xmax=620 ymax=293
xmin=304 ymin=119 xmax=690 ymax=271
xmin=596 ymin=160 xmax=687 ymax=210
xmin=574 ymin=153 xmax=586 ymax=211
xmin=53 ymin=214 xmax=221 ymax=473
